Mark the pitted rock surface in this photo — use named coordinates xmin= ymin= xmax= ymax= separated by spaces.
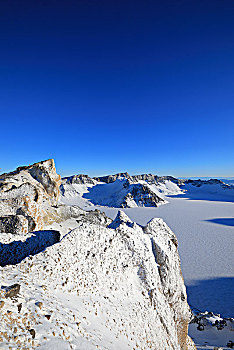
xmin=0 ymin=159 xmax=61 ymax=234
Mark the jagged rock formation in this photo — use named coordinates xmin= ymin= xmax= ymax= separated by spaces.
xmin=60 ymin=175 xmax=170 ymax=208
xmin=120 ymin=179 xmax=165 ymax=207
xmin=57 ymin=205 xmax=112 ymax=226
xmin=181 ymin=178 xmax=233 ymax=189
xmin=189 ymin=310 xmax=234 ymax=349
xmin=63 ymin=174 xmax=96 ymax=185
xmin=94 ymin=172 xmax=179 ymax=185
xmin=0 ymin=207 xmax=196 ymax=349
xmin=0 ymin=159 xmax=61 ymax=234
xmin=0 ymin=159 xmax=196 ymax=349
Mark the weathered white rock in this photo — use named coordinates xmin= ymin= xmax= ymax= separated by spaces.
xmin=1 ymin=209 xmax=195 ymax=349
xmin=0 ymin=160 xmax=196 ymax=349
xmin=0 ymin=159 xmax=61 ymax=234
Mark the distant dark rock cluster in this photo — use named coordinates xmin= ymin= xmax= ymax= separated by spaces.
xmin=94 ymin=172 xmax=179 ymax=185
xmin=62 ymin=174 xmax=96 ymax=185
xmin=121 ymin=181 xmax=165 ymax=207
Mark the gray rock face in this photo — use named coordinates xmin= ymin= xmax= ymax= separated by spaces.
xmin=121 ymin=181 xmax=165 ymax=207
xmin=94 ymin=172 xmax=179 ymax=185
xmin=94 ymin=172 xmax=131 ymax=183
xmin=4 ymin=284 xmax=21 ymax=298
xmin=0 ymin=159 xmax=61 ymax=234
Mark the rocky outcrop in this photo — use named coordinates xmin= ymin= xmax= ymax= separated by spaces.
xmin=189 ymin=310 xmax=234 ymax=349
xmin=0 ymin=215 xmax=28 ymax=235
xmin=121 ymin=180 xmax=165 ymax=207
xmin=0 ymin=159 xmax=61 ymax=234
xmin=0 ymin=209 xmax=196 ymax=349
xmin=94 ymin=172 xmax=179 ymax=185
xmin=94 ymin=172 xmax=131 ymax=183
xmin=181 ymin=178 xmax=233 ymax=189
xmin=57 ymin=205 xmax=112 ymax=226
xmin=0 ymin=160 xmax=196 ymax=349
xmin=4 ymin=284 xmax=21 ymax=299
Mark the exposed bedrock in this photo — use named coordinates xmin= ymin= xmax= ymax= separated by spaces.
xmin=121 ymin=180 xmax=165 ymax=207
xmin=2 ymin=209 xmax=195 ymax=349
xmin=0 ymin=159 xmax=61 ymax=234
xmin=94 ymin=172 xmax=179 ymax=185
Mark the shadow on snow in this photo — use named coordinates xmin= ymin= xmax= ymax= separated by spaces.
xmin=167 ymin=191 xmax=234 ymax=203
xmin=204 ymin=218 xmax=234 ymax=227
xmin=0 ymin=230 xmax=60 ymax=267
xmin=186 ymin=277 xmax=234 ymax=318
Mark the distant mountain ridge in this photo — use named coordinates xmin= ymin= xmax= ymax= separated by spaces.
xmin=61 ymin=173 xmax=234 ymax=208
xmin=60 ymin=173 xmax=183 ymax=208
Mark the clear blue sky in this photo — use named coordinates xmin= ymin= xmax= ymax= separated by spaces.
xmin=0 ymin=0 xmax=233 ymax=177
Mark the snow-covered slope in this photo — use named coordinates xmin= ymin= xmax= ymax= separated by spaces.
xmin=0 ymin=161 xmax=195 ymax=349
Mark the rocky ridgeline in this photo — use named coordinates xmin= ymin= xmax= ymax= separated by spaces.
xmin=61 ymin=173 xmax=169 ymax=208
xmin=73 ymin=172 xmax=234 ymax=190
xmin=0 ymin=160 xmax=195 ymax=349
xmin=190 ymin=311 xmax=234 ymax=333
xmin=63 ymin=174 xmax=96 ymax=185
xmin=64 ymin=172 xmax=234 ymax=190
xmin=189 ymin=311 xmax=234 ymax=349
xmin=181 ymin=178 xmax=234 ymax=189
xmin=62 ymin=172 xmax=234 ymax=208
xmin=94 ymin=172 xmax=179 ymax=185
xmin=0 ymin=159 xmax=61 ymax=234
xmin=1 ymin=210 xmax=196 ymax=349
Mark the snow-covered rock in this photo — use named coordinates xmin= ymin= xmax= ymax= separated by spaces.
xmin=189 ymin=310 xmax=234 ymax=349
xmin=0 ymin=160 xmax=196 ymax=349
xmin=0 ymin=208 xmax=195 ymax=349
xmin=94 ymin=172 xmax=179 ymax=185
xmin=60 ymin=174 xmax=182 ymax=208
xmin=63 ymin=174 xmax=96 ymax=185
xmin=0 ymin=159 xmax=61 ymax=234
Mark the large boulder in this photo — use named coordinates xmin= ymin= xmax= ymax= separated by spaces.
xmin=0 ymin=159 xmax=61 ymax=234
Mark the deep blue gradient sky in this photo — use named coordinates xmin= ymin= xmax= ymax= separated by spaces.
xmin=0 ymin=0 xmax=233 ymax=177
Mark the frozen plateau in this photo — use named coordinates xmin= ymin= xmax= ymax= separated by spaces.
xmin=0 ymin=160 xmax=233 ymax=350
